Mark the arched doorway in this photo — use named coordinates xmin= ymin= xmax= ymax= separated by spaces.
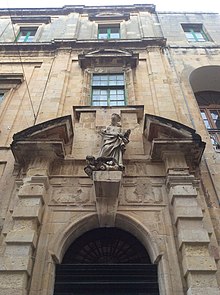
xmin=54 ymin=227 xmax=159 ymax=295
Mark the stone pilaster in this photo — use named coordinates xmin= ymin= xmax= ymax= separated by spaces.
xmin=164 ymin=152 xmax=219 ymax=295
xmin=0 ymin=162 xmax=49 ymax=295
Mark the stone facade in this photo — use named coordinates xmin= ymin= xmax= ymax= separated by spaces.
xmin=0 ymin=3 xmax=219 ymax=295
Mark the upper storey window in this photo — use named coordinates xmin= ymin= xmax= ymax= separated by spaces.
xmin=181 ymin=24 xmax=209 ymax=42
xmin=92 ymin=74 xmax=125 ymax=106
xmin=195 ymin=91 xmax=220 ymax=148
xmin=16 ymin=27 xmax=38 ymax=42
xmin=0 ymin=93 xmax=4 ymax=103
xmin=98 ymin=25 xmax=120 ymax=39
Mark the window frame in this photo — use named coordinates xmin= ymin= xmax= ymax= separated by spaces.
xmin=181 ymin=24 xmax=209 ymax=42
xmin=199 ymin=105 xmax=220 ymax=148
xmin=98 ymin=24 xmax=120 ymax=40
xmin=91 ymin=73 xmax=126 ymax=107
xmin=15 ymin=27 xmax=38 ymax=43
xmin=0 ymin=92 xmax=5 ymax=102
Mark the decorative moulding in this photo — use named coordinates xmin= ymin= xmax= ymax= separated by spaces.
xmin=11 ymin=16 xmax=51 ymax=24
xmin=144 ymin=114 xmax=205 ymax=165
xmin=73 ymin=105 xmax=144 ymax=122
xmin=93 ymin=171 xmax=122 ymax=227
xmin=78 ymin=48 xmax=139 ymax=69
xmin=11 ymin=115 xmax=73 ymax=167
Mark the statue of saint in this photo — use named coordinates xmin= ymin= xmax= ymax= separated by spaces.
xmin=84 ymin=113 xmax=131 ymax=178
xmin=99 ymin=113 xmax=130 ymax=168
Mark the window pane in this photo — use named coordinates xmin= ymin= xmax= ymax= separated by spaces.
xmin=100 ymin=76 xmax=108 ymax=80
xmin=0 ymin=93 xmax=4 ymax=102
xmin=110 ymin=33 xmax=120 ymax=39
xmin=92 ymin=89 xmax=101 ymax=94
xmin=116 ymin=75 xmax=124 ymax=81
xmin=210 ymin=110 xmax=220 ymax=128
xmin=210 ymin=132 xmax=220 ymax=147
xmin=117 ymin=89 xmax=124 ymax=95
xmin=100 ymin=90 xmax=107 ymax=95
xmin=109 ymin=75 xmax=117 ymax=81
xmin=110 ymin=100 xmax=125 ymax=106
xmin=17 ymin=28 xmax=37 ymax=42
xmin=185 ymin=32 xmax=195 ymax=41
xmin=111 ymin=27 xmax=119 ymax=33
xmin=99 ymin=27 xmax=108 ymax=34
xmin=110 ymin=90 xmax=117 ymax=94
xmin=98 ymin=33 xmax=108 ymax=39
xmin=195 ymin=32 xmax=206 ymax=41
xmin=200 ymin=111 xmax=211 ymax=128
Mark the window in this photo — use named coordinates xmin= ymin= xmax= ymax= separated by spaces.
xmin=91 ymin=74 xmax=125 ymax=106
xmin=16 ymin=27 xmax=38 ymax=42
xmin=181 ymin=24 xmax=209 ymax=42
xmin=195 ymin=91 xmax=220 ymax=148
xmin=98 ymin=25 xmax=120 ymax=39
xmin=0 ymin=93 xmax=4 ymax=102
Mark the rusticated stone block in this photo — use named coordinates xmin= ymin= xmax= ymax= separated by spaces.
xmin=13 ymin=206 xmax=43 ymax=223
xmin=5 ymin=245 xmax=31 ymax=257
xmin=18 ymin=183 xmax=45 ymax=199
xmin=5 ymin=229 xmax=37 ymax=248
xmin=0 ymin=272 xmax=28 ymax=289
xmin=0 ymin=256 xmax=33 ymax=275
xmin=187 ymin=287 xmax=220 ymax=295
xmin=173 ymin=206 xmax=203 ymax=224
xmin=173 ymin=196 xmax=198 ymax=207
xmin=182 ymin=245 xmax=210 ymax=257
xmin=186 ymin=272 xmax=219 ymax=288
xmin=169 ymin=185 xmax=197 ymax=203
xmin=178 ymin=229 xmax=210 ymax=248
xmin=182 ymin=255 xmax=217 ymax=276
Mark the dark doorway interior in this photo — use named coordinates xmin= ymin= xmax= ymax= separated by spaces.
xmin=54 ymin=228 xmax=160 ymax=295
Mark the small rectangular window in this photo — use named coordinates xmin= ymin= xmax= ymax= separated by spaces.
xmin=91 ymin=74 xmax=125 ymax=106
xmin=16 ymin=27 xmax=38 ymax=42
xmin=0 ymin=93 xmax=4 ymax=102
xmin=98 ymin=25 xmax=120 ymax=39
xmin=181 ymin=24 xmax=209 ymax=42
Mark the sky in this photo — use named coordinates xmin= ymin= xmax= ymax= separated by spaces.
xmin=1 ymin=0 xmax=220 ymax=13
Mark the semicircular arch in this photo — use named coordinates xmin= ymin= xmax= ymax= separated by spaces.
xmin=49 ymin=212 xmax=162 ymax=264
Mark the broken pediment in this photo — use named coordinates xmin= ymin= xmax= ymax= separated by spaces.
xmin=78 ymin=48 xmax=139 ymax=69
xmin=11 ymin=115 xmax=73 ymax=166
xmin=144 ymin=114 xmax=205 ymax=165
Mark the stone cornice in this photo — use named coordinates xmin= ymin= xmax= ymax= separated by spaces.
xmin=0 ymin=38 xmax=167 ymax=53
xmin=0 ymin=4 xmax=155 ymax=16
xmin=144 ymin=114 xmax=205 ymax=165
xmin=11 ymin=115 xmax=73 ymax=167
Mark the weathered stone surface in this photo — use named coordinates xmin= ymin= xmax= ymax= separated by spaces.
xmin=18 ymin=184 xmax=45 ymax=199
xmin=0 ymin=256 xmax=33 ymax=275
xmin=13 ymin=206 xmax=43 ymax=223
xmin=0 ymin=272 xmax=28 ymax=289
xmin=5 ymin=229 xmax=37 ymax=248
xmin=187 ymin=287 xmax=220 ymax=295
xmin=0 ymin=5 xmax=219 ymax=295
xmin=173 ymin=206 xmax=203 ymax=223
xmin=93 ymin=171 xmax=122 ymax=227
xmin=182 ymin=255 xmax=217 ymax=275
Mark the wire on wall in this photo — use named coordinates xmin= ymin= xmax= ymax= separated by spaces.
xmin=6 ymin=2 xmax=37 ymax=122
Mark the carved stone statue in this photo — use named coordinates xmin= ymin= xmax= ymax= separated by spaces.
xmin=84 ymin=113 xmax=131 ymax=179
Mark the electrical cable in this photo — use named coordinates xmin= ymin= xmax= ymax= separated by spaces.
xmin=6 ymin=1 xmax=37 ymax=122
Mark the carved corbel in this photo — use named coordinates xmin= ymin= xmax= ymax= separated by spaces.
xmin=93 ymin=170 xmax=122 ymax=227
